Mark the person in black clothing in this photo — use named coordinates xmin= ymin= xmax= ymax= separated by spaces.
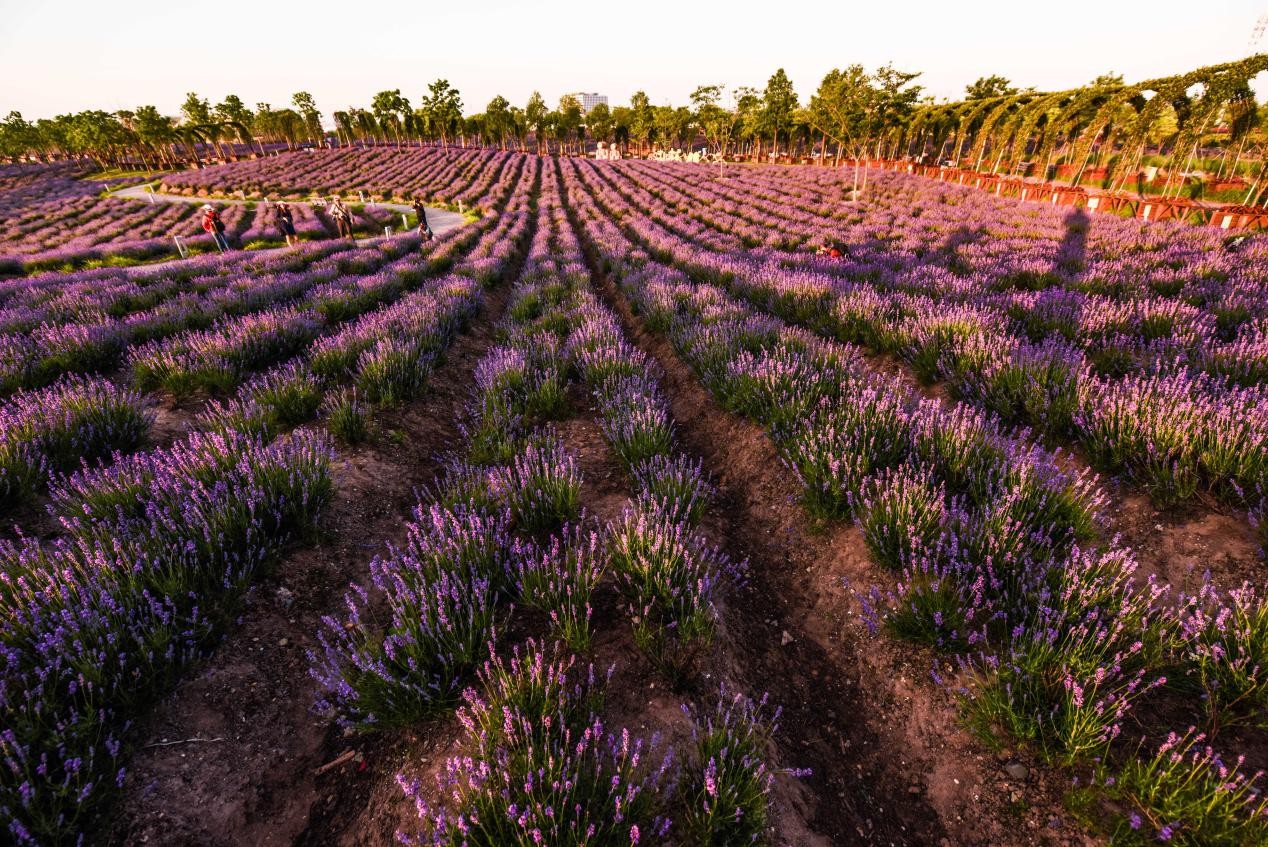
xmin=329 ymin=197 xmax=354 ymax=240
xmin=1223 ymin=234 xmax=1250 ymax=253
xmin=275 ymin=202 xmax=298 ymax=247
xmin=412 ymin=196 xmax=433 ymax=241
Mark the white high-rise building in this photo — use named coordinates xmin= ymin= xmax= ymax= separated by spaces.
xmin=563 ymin=92 xmax=608 ymax=115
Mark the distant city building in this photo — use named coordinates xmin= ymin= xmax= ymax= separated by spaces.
xmin=564 ymin=92 xmax=608 ymax=115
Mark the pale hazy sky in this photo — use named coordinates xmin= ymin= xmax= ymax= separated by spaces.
xmin=1 ymin=0 xmax=1265 ymax=121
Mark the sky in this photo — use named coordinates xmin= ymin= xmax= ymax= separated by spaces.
xmin=0 ymin=0 xmax=1265 ymax=122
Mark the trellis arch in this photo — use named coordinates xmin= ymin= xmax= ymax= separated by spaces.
xmin=908 ymin=55 xmax=1268 ymax=187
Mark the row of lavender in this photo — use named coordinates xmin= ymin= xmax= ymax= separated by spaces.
xmin=603 ymin=159 xmax=1268 ymax=390
xmin=0 ymin=151 xmax=541 ymax=846
xmin=0 ymin=258 xmax=493 ymax=843
xmin=638 ymin=162 xmax=1268 ymax=391
xmin=160 ymin=147 xmax=518 ymax=212
xmin=562 ymin=158 xmax=1268 ymax=844
xmin=0 ymin=156 xmax=534 ymax=507
xmin=311 ymin=160 xmax=791 ymax=845
xmin=0 ymin=231 xmax=450 ymax=512
xmin=581 ymin=160 xmax=1268 ymax=523
xmin=636 ymin=159 xmax=1259 ymax=312
xmin=605 ymin=161 xmax=1268 ymax=396
xmin=1 ymin=187 xmax=404 ymax=275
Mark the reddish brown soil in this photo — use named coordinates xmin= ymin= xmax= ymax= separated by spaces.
xmin=589 ymin=267 xmax=1097 ymax=846
xmin=294 ymin=402 xmax=699 ymax=846
xmin=106 ymin=284 xmax=511 ymax=846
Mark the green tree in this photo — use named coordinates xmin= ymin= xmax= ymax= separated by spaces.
xmin=371 ymin=89 xmax=411 ymax=145
xmin=422 ymin=79 xmax=463 ymax=146
xmin=808 ymin=64 xmax=922 ymax=193
xmin=1091 ymin=72 xmax=1125 ymax=88
xmin=291 ymin=91 xmax=323 ymax=143
xmin=0 ymin=112 xmax=41 ymax=161
xmin=508 ymin=105 xmax=528 ymax=151
xmin=690 ymin=84 xmax=736 ymax=159
xmin=556 ymin=95 xmax=584 ymax=154
xmin=215 ymin=95 xmax=253 ymax=127
xmin=586 ymin=101 xmax=613 ymax=144
xmin=525 ymin=91 xmax=548 ymax=153
xmin=965 ymin=75 xmax=1017 ymax=100
xmin=760 ymin=67 xmax=799 ymax=159
xmin=653 ymin=105 xmax=694 ymax=150
xmin=610 ymin=105 xmax=633 ymax=150
xmin=132 ymin=105 xmax=177 ymax=167
xmin=180 ymin=92 xmax=212 ymax=126
xmin=213 ymin=95 xmax=255 ymax=156
xmin=484 ymin=95 xmax=513 ymax=148
xmin=733 ymin=86 xmax=761 ymax=159
xmin=629 ymin=90 xmax=655 ymax=154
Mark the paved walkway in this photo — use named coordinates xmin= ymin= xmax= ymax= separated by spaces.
xmin=111 ymin=185 xmax=467 ymax=237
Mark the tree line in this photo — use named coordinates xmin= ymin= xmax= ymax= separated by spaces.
xmin=2 ymin=59 xmax=1264 ymax=200
xmin=0 ymin=68 xmax=927 ymax=168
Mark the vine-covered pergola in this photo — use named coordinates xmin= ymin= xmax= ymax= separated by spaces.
xmin=901 ymin=56 xmax=1268 ymax=203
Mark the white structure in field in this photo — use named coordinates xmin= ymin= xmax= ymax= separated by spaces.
xmin=564 ymin=92 xmax=608 ymax=115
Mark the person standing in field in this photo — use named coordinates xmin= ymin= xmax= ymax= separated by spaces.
xmin=275 ymin=202 xmax=298 ymax=247
xmin=412 ymin=196 xmax=433 ymax=241
xmin=202 ymin=204 xmax=231 ymax=251
xmin=329 ymin=197 xmax=354 ymax=240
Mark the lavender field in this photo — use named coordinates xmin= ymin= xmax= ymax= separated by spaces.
xmin=1 ymin=147 xmax=1266 ymax=847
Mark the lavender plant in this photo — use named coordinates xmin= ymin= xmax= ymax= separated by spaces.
xmin=2 ymin=429 xmax=333 ymax=844
xmin=312 ymin=564 xmax=500 ymax=729
xmin=1175 ymin=582 xmax=1268 ymax=731
xmin=323 ymin=388 xmax=369 ymax=444
xmin=597 ymin=382 xmax=675 ymax=468
xmin=513 ymin=521 xmax=605 ymax=650
xmin=856 ymin=465 xmax=952 ymax=571
xmin=355 ymin=336 xmax=435 ymax=407
xmin=0 ymin=375 xmax=151 ymax=507
xmin=963 ymin=547 xmax=1168 ymax=763
xmin=492 ymin=433 xmax=582 ymax=533
xmin=631 ymin=454 xmax=715 ymax=526
xmin=680 ymin=687 xmax=794 ymax=846
xmin=607 ymin=507 xmax=724 ymax=679
xmin=396 ymin=641 xmax=674 ymax=847
xmin=1093 ymin=729 xmax=1268 ymax=846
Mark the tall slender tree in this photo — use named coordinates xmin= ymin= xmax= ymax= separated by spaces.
xmin=760 ymin=68 xmax=799 ymax=160
xmin=291 ymin=91 xmax=323 ymax=144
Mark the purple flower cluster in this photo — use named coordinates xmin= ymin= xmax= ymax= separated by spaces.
xmin=395 ymin=639 xmax=674 ymax=847
xmin=2 ymin=428 xmax=333 ymax=844
xmin=310 ymin=501 xmax=510 ymax=728
xmin=1105 ymin=727 xmax=1268 ymax=844
xmin=0 ymin=374 xmax=151 ymax=507
xmin=681 ymin=686 xmax=797 ymax=845
xmin=198 ymin=358 xmax=326 ymax=438
xmin=607 ymin=506 xmax=726 ymax=678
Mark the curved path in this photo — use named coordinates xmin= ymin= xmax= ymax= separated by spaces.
xmin=111 ymin=184 xmax=467 ymax=237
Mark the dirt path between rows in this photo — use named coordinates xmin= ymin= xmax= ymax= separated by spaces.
xmin=107 ymin=282 xmax=512 ymax=847
xmin=583 ymin=258 xmax=1095 ymax=845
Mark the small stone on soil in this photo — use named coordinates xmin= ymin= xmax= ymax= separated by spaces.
xmin=1004 ymin=761 xmax=1029 ymax=780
